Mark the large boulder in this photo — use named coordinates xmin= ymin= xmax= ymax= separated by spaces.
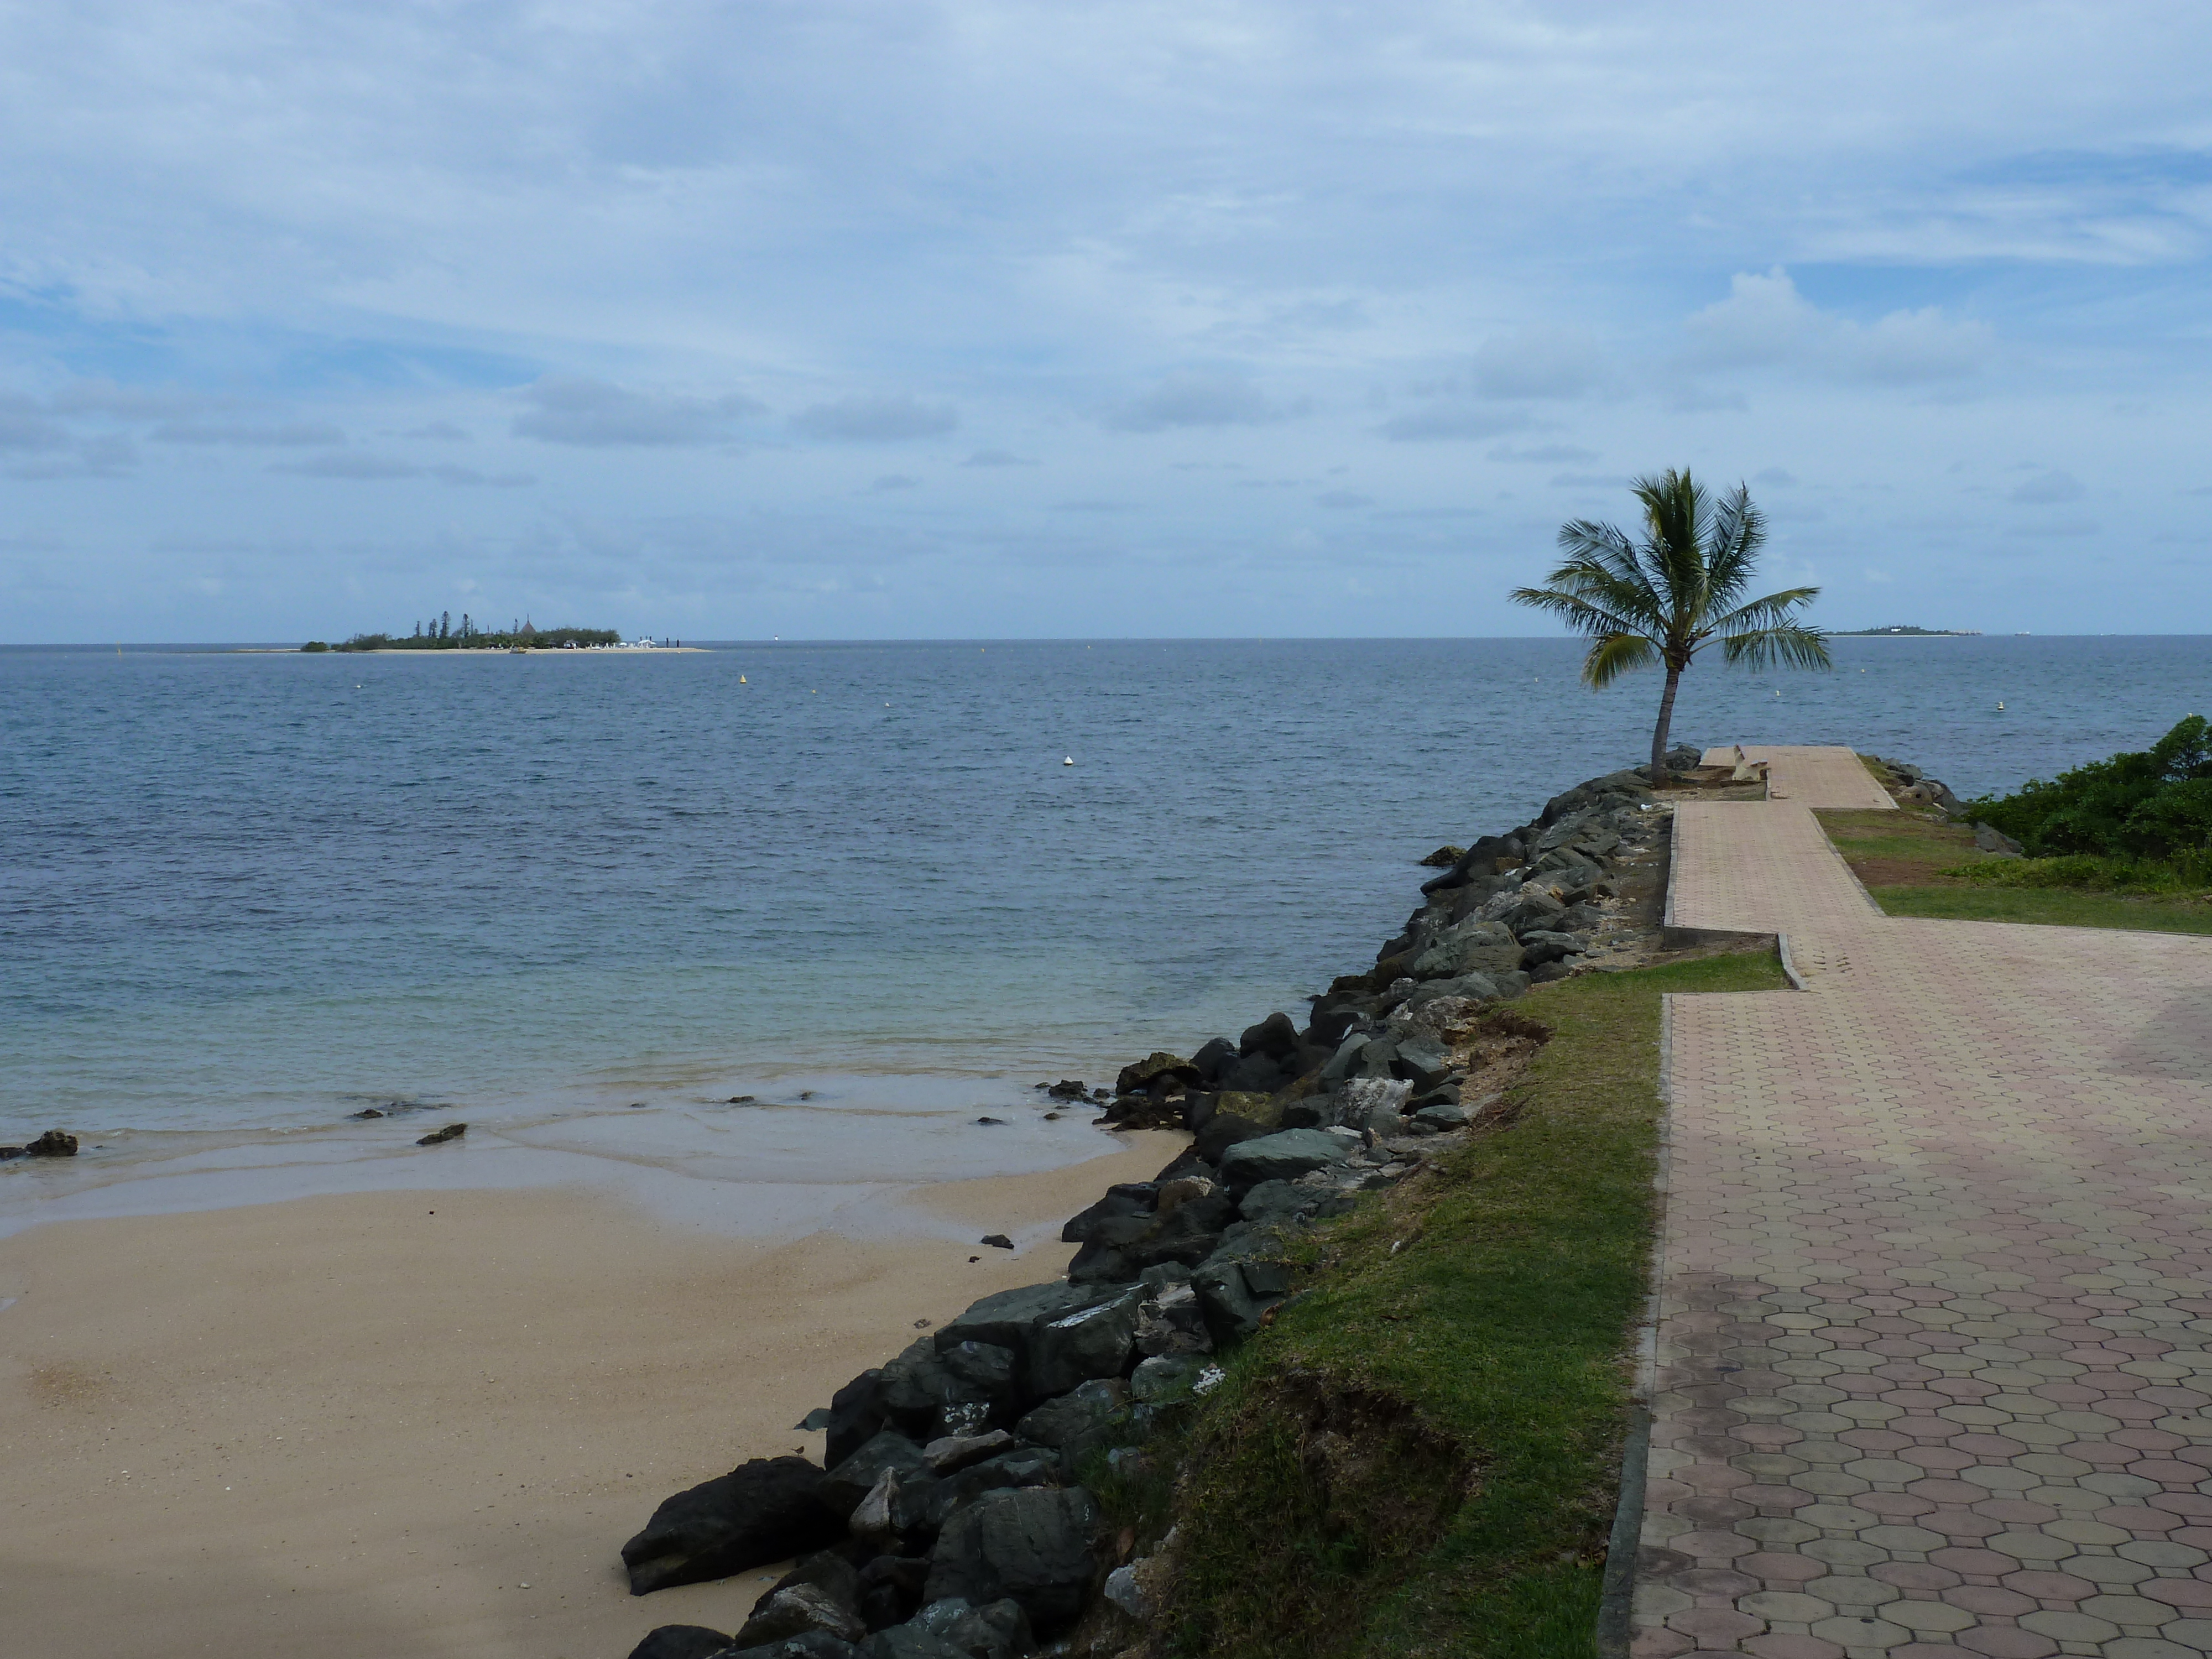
xmin=917 ymin=1448 xmax=1062 ymax=1531
xmin=856 ymin=1626 xmax=964 ymax=1659
xmin=910 ymin=1597 xmax=1032 ymax=1659
xmin=1027 ymin=1292 xmax=1140 ymax=1396
xmin=731 ymin=1637 xmax=862 ymax=1659
xmin=621 ymin=1456 xmax=846 ymax=1594
xmin=1058 ymin=1183 xmax=1156 ymax=1244
xmin=924 ymin=1486 xmax=1102 ymax=1636
xmin=825 ymin=1370 xmax=888 ymax=1469
xmin=1113 ymin=1051 xmax=1198 ymax=1096
xmin=1189 ymin=1036 xmax=1237 ymax=1084
xmin=1015 ymin=1379 xmax=1128 ymax=1477
xmin=626 ymin=1627 xmax=734 ymax=1659
xmin=1217 ymin=1129 xmax=1357 ymax=1193
xmin=1389 ymin=1033 xmax=1452 ymax=1092
xmin=1410 ymin=920 xmax=1521 ymax=980
xmin=1193 ymin=1111 xmax=1273 ymax=1166
xmin=879 ymin=1340 xmax=1003 ymax=1439
xmin=825 ymin=1432 xmax=932 ymax=1517
xmin=1193 ymin=1258 xmax=1295 ymax=1345
xmin=1238 ymin=1010 xmax=1300 ymax=1060
xmin=734 ymin=1583 xmax=869 ymax=1648
xmin=1517 ymin=930 xmax=1584 ymax=968
xmin=933 ymin=1283 xmax=1108 ymax=1360
xmin=1973 ymin=821 xmax=2024 ymax=857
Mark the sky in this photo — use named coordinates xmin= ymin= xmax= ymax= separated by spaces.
xmin=1 ymin=1 xmax=2208 ymax=642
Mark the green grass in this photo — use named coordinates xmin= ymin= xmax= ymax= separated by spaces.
xmin=1161 ymin=949 xmax=1791 ymax=1659
xmin=1865 ymin=884 xmax=2212 ymax=934
xmin=1817 ymin=808 xmax=2212 ymax=936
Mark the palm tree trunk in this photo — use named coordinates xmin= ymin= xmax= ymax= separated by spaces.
xmin=1651 ymin=667 xmax=1683 ymax=782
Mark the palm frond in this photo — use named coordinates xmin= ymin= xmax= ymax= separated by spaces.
xmin=1702 ymin=483 xmax=1766 ymax=608
xmin=1710 ymin=586 xmax=1821 ymax=636
xmin=1720 ymin=623 xmax=1833 ymax=672
xmin=1582 ymin=632 xmax=1660 ymax=687
xmin=1509 ymin=586 xmax=1654 ymax=642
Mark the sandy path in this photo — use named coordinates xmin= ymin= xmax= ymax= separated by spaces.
xmin=0 ymin=1133 xmax=1181 ymax=1659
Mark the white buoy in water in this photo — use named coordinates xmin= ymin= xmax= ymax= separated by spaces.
xmin=1063 ymin=757 xmax=1074 ymax=766
xmin=1997 ymin=700 xmax=2006 ymax=709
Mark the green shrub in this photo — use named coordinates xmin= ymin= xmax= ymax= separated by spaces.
xmin=300 ymin=640 xmax=330 ymax=652
xmin=1970 ymin=714 xmax=2212 ymax=863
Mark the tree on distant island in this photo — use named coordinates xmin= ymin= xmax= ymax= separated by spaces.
xmin=1511 ymin=468 xmax=1830 ymax=779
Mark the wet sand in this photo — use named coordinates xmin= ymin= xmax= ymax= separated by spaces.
xmin=0 ymin=1133 xmax=1180 ymax=1659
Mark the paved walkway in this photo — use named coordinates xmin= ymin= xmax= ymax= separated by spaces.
xmin=1635 ymin=747 xmax=2212 ymax=1659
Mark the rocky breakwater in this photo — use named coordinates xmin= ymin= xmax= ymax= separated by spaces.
xmin=615 ymin=750 xmax=1695 ymax=1659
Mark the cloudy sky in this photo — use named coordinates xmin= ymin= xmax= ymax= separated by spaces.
xmin=2 ymin=2 xmax=2206 ymax=641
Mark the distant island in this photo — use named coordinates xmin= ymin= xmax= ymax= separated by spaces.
xmin=1832 ymin=624 xmax=1982 ymax=637
xmin=300 ymin=613 xmax=648 ymax=652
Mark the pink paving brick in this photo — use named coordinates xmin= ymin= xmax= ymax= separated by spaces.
xmin=1631 ymin=747 xmax=2212 ymax=1659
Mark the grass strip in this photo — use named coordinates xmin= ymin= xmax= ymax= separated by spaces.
xmin=1818 ymin=808 xmax=2212 ymax=936
xmin=1162 ymin=948 xmax=1790 ymax=1659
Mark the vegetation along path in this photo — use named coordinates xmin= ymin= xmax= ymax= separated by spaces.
xmin=1635 ymin=745 xmax=2212 ymax=1659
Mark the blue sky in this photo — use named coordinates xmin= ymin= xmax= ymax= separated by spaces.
xmin=2 ymin=1 xmax=2207 ymax=641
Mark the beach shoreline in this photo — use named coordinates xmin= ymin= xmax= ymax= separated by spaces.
xmin=0 ymin=1135 xmax=1181 ymax=1659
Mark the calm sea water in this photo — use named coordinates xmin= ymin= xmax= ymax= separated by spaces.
xmin=5 ymin=635 xmax=2209 ymax=1150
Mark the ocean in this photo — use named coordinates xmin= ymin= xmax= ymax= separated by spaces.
xmin=4 ymin=635 xmax=2208 ymax=1225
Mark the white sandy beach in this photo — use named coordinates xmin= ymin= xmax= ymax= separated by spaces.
xmin=0 ymin=1134 xmax=1181 ymax=1659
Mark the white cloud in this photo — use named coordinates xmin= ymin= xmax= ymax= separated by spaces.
xmin=514 ymin=379 xmax=765 ymax=446
xmin=1682 ymin=268 xmax=1995 ymax=384
xmin=1489 ymin=443 xmax=1599 ymax=464
xmin=150 ymin=420 xmax=347 ymax=446
xmin=1104 ymin=371 xmax=1304 ymax=432
xmin=1469 ymin=328 xmax=1607 ymax=399
xmin=1378 ymin=405 xmax=1530 ymax=442
xmin=791 ymin=395 xmax=958 ymax=441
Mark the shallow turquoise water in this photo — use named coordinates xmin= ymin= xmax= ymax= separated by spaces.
xmin=5 ymin=635 xmax=2207 ymax=1142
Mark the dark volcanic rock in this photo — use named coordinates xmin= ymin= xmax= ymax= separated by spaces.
xmin=734 ymin=1582 xmax=869 ymax=1648
xmin=1188 ymin=1036 xmax=1237 ymax=1084
xmin=925 ymin=1486 xmax=1102 ymax=1635
xmin=1015 ymin=1378 xmax=1127 ymax=1476
xmin=1237 ymin=1010 xmax=1300 ymax=1060
xmin=855 ymin=1625 xmax=964 ymax=1659
xmin=1411 ymin=920 xmax=1520 ymax=980
xmin=1518 ymin=929 xmax=1584 ymax=968
xmin=622 ymin=1455 xmax=846 ymax=1594
xmin=827 ymin=1370 xmax=889 ymax=1469
xmin=1112 ymin=1051 xmax=1198 ymax=1095
xmin=1027 ymin=1291 xmax=1139 ymax=1396
xmin=415 ymin=1123 xmax=466 ymax=1146
xmin=917 ymin=1448 xmax=1062 ymax=1530
xmin=1217 ymin=1128 xmax=1356 ymax=1193
xmin=727 ymin=1637 xmax=862 ymax=1659
xmin=1058 ymin=1182 xmax=1156 ymax=1244
xmin=879 ymin=1340 xmax=1000 ymax=1439
xmin=978 ymin=1234 xmax=1013 ymax=1250
xmin=911 ymin=1596 xmax=1034 ymax=1659
xmin=24 ymin=1130 xmax=77 ymax=1157
xmin=1193 ymin=1112 xmax=1272 ymax=1166
xmin=626 ymin=1626 xmax=734 ymax=1659
xmin=825 ymin=1432 xmax=932 ymax=1517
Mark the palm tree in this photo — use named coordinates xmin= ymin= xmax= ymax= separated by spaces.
xmin=1512 ymin=468 xmax=1829 ymax=780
